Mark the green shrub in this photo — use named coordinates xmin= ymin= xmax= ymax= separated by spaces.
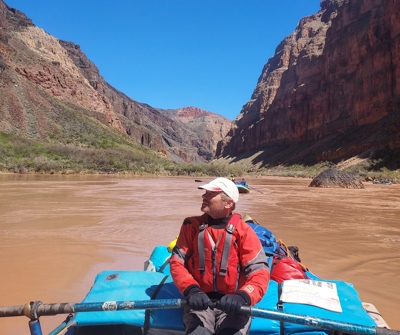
xmin=1 ymin=131 xmax=399 ymax=182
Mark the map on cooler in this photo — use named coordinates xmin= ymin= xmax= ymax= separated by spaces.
xmin=280 ymin=279 xmax=342 ymax=313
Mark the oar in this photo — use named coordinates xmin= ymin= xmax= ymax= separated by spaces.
xmin=0 ymin=300 xmax=187 ymax=335
xmin=249 ymin=185 xmax=264 ymax=194
xmin=195 ymin=178 xmax=265 ymax=194
xmin=0 ymin=299 xmax=398 ymax=335
xmin=240 ymin=306 xmax=398 ymax=335
xmin=0 ymin=299 xmax=186 ymax=319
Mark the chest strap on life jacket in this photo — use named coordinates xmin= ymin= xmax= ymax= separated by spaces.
xmin=219 ymin=223 xmax=235 ymax=276
xmin=198 ymin=223 xmax=207 ymax=274
xmin=197 ymin=214 xmax=241 ymax=276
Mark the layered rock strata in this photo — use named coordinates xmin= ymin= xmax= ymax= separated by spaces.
xmin=217 ymin=0 xmax=400 ymax=165
xmin=0 ymin=1 xmax=231 ymax=163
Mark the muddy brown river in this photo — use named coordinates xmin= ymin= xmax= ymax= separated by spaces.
xmin=0 ymin=174 xmax=399 ymax=334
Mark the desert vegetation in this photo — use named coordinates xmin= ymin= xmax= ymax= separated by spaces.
xmin=0 ymin=131 xmax=244 ymax=177
xmin=1 ymin=131 xmax=399 ymax=183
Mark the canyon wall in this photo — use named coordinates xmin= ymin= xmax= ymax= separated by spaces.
xmin=0 ymin=1 xmax=231 ymax=164
xmin=217 ymin=0 xmax=400 ymax=166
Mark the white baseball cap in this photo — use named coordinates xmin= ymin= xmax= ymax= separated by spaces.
xmin=198 ymin=177 xmax=239 ymax=203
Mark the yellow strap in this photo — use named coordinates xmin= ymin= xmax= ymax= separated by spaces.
xmin=167 ymin=236 xmax=178 ymax=253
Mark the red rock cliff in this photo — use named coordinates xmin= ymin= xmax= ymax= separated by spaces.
xmin=0 ymin=0 xmax=230 ymax=164
xmin=217 ymin=0 xmax=400 ymax=165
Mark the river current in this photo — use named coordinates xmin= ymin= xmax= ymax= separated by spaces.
xmin=0 ymin=174 xmax=399 ymax=334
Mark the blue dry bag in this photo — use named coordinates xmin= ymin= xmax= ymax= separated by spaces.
xmin=245 ymin=221 xmax=280 ymax=256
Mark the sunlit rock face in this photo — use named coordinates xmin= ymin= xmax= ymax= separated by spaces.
xmin=217 ymin=0 xmax=400 ymax=165
xmin=0 ymin=1 xmax=231 ymax=164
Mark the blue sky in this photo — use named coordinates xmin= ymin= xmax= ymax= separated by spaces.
xmin=5 ymin=1 xmax=321 ymax=120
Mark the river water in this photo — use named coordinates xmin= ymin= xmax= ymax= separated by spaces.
xmin=0 ymin=174 xmax=399 ymax=334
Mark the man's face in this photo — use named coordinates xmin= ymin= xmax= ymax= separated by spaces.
xmin=200 ymin=190 xmax=230 ymax=218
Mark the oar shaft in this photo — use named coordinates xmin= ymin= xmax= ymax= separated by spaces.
xmin=241 ymin=306 xmax=399 ymax=335
xmin=249 ymin=186 xmax=264 ymax=194
xmin=72 ymin=299 xmax=185 ymax=314
xmin=0 ymin=305 xmax=25 ymax=318
xmin=0 ymin=299 xmax=187 ymax=319
xmin=1 ymin=299 xmax=398 ymax=335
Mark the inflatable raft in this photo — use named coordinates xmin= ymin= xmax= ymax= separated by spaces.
xmin=47 ymin=245 xmax=390 ymax=335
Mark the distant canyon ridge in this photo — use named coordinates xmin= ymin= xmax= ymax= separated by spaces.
xmin=1 ymin=0 xmax=399 ymax=168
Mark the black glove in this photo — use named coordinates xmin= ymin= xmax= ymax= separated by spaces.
xmin=186 ymin=287 xmax=211 ymax=311
xmin=219 ymin=294 xmax=246 ymax=315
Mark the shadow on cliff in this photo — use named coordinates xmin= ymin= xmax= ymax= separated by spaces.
xmin=227 ymin=110 xmax=400 ymax=171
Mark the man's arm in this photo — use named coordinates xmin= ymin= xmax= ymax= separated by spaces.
xmin=236 ymin=222 xmax=270 ymax=305
xmin=170 ymin=218 xmax=200 ymax=296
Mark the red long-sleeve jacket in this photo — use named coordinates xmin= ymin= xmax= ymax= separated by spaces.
xmin=170 ymin=213 xmax=270 ymax=306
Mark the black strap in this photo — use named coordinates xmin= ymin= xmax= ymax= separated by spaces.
xmin=143 ymin=275 xmax=169 ymax=335
xmin=277 ymin=283 xmax=284 ymax=335
xmin=158 ymin=256 xmax=171 ymax=272
xmin=270 ymin=254 xmax=286 ymax=275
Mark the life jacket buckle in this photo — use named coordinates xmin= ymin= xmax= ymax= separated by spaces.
xmin=226 ymin=223 xmax=235 ymax=234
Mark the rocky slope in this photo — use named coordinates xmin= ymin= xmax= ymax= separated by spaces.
xmin=216 ymin=0 xmax=400 ymax=167
xmin=158 ymin=106 xmax=231 ymax=161
xmin=0 ymin=1 xmax=231 ymax=164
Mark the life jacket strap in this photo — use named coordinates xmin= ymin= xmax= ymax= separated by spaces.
xmin=198 ymin=223 xmax=207 ymax=274
xmin=219 ymin=223 xmax=235 ymax=276
xmin=219 ymin=213 xmax=241 ymax=276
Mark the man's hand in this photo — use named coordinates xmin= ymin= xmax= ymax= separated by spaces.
xmin=186 ymin=287 xmax=211 ymax=310
xmin=219 ymin=294 xmax=246 ymax=315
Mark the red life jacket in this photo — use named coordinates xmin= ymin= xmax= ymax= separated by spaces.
xmin=187 ymin=213 xmax=242 ymax=294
